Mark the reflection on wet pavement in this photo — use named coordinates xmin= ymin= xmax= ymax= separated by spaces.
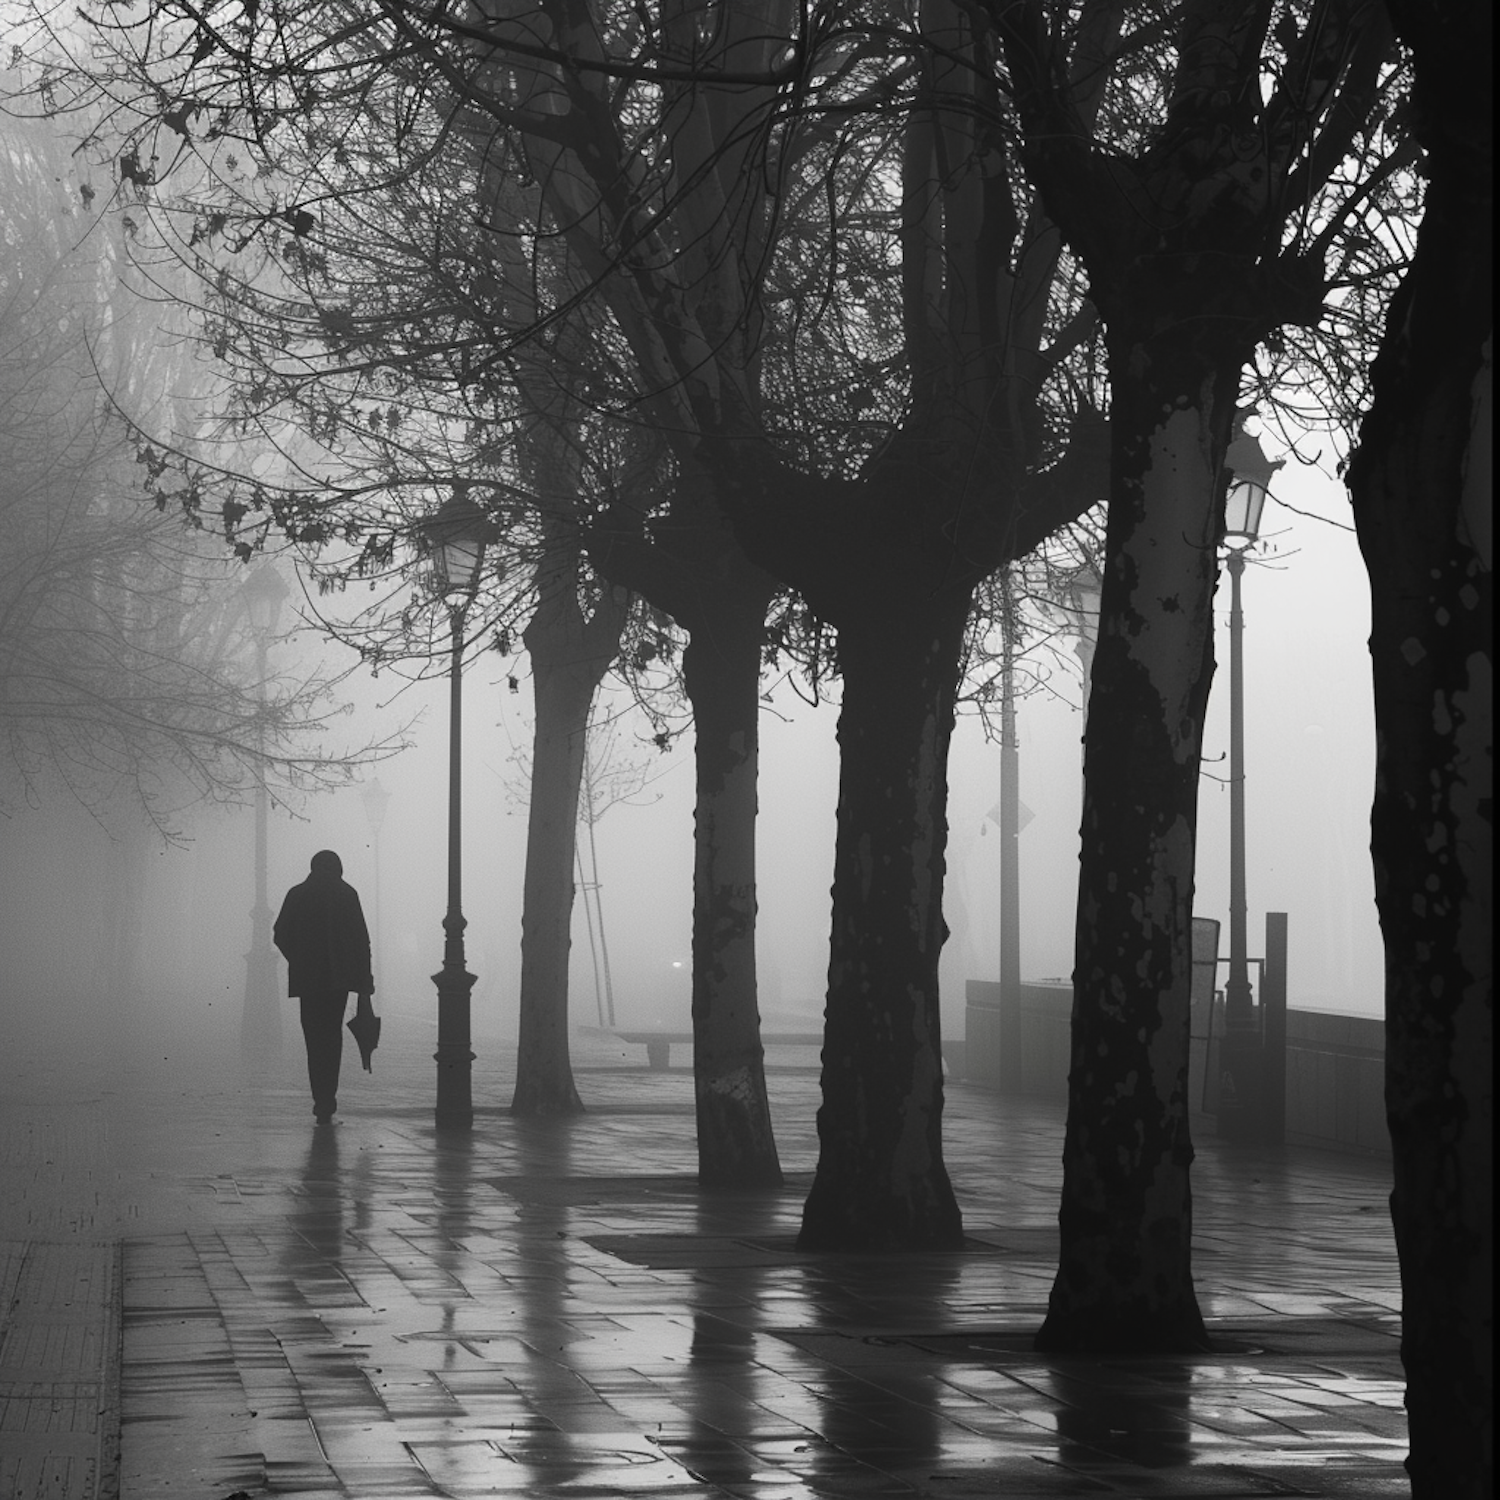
xmin=76 ymin=1030 xmax=1406 ymax=1497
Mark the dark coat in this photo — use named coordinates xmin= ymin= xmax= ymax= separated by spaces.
xmin=273 ymin=871 xmax=374 ymax=998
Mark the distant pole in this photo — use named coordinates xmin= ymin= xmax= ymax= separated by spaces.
xmin=240 ymin=645 xmax=280 ymax=1056
xmin=587 ymin=810 xmax=617 ymax=1028
xmin=239 ymin=565 xmax=287 ymax=1062
xmin=998 ymin=574 xmax=1021 ymax=1089
xmin=576 ymin=847 xmax=606 ymax=1027
xmin=360 ymin=778 xmax=391 ymax=1004
xmin=1262 ymin=912 xmax=1288 ymax=1147
xmin=1000 ymin=635 xmax=1020 ymax=1002
xmin=575 ymin=738 xmax=618 ymax=1030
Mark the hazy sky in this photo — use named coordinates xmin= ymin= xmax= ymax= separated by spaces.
xmin=943 ymin=442 xmax=1382 ymax=1019
xmin=0 ymin=433 xmax=1381 ymax=1051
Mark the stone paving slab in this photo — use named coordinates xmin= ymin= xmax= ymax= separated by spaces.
xmin=1 ymin=996 xmax=1405 ymax=1498
xmin=0 ymin=1086 xmax=124 ymax=1500
xmin=0 ymin=1237 xmax=122 ymax=1500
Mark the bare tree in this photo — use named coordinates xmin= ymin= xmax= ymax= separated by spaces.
xmin=986 ymin=0 xmax=1409 ymax=1350
xmin=513 ymin=517 xmax=631 ymax=1115
xmin=0 ymin=110 xmax=372 ymax=839
xmin=464 ymin=1 xmax=1104 ymax=1244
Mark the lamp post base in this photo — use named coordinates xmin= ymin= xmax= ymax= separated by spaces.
xmin=433 ymin=965 xmax=476 ymax=1128
xmin=434 ymin=1043 xmax=475 ymax=1127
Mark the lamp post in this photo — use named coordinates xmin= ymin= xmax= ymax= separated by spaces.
xmin=360 ymin=777 xmax=391 ymax=1006
xmin=239 ymin=563 xmax=290 ymax=1061
xmin=1216 ymin=417 xmax=1282 ymax=1142
xmin=418 ymin=490 xmax=498 ymax=1129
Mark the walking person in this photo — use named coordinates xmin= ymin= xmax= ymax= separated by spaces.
xmin=273 ymin=850 xmax=374 ymax=1124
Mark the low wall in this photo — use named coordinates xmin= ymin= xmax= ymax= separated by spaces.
xmin=964 ymin=980 xmax=1071 ymax=1103
xmin=964 ymin=980 xmax=1388 ymax=1158
xmin=1282 ymin=1008 xmax=1388 ymax=1155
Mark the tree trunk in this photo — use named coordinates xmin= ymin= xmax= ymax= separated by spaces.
xmin=683 ymin=604 xmax=782 ymax=1189
xmin=797 ymin=594 xmax=968 ymax=1250
xmin=1037 ymin=364 xmax=1232 ymax=1352
xmin=511 ymin=579 xmax=628 ymax=1118
xmin=589 ymin=510 xmax=784 ymax=1185
xmin=1347 ymin=4 xmax=1492 ymax=1484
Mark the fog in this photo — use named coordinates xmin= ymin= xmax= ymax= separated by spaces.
xmin=949 ymin=452 xmax=1382 ymax=1019
xmin=0 ymin=447 xmax=1381 ymax=1098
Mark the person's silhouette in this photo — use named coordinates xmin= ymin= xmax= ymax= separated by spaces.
xmin=273 ymin=850 xmax=374 ymax=1124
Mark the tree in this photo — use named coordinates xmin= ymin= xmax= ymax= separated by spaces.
xmin=1344 ymin=2 xmax=1492 ymax=1491
xmin=419 ymin=67 xmax=789 ymax=1159
xmin=988 ymin=0 xmax=1406 ymax=1348
xmin=0 ymin=109 xmax=365 ymax=839
xmin=468 ymin=0 xmax=1103 ymax=1244
xmin=592 ymin=495 xmax=784 ymax=1185
xmin=512 ymin=493 xmax=631 ymax=1116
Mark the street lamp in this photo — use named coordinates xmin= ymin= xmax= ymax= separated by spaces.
xmin=417 ymin=489 xmax=498 ymax=1129
xmin=1216 ymin=416 xmax=1282 ymax=1142
xmin=360 ymin=777 xmax=391 ymax=1013
xmin=239 ymin=562 xmax=290 ymax=1061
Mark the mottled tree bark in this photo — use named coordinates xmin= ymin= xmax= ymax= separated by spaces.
xmin=591 ymin=512 xmax=783 ymax=1186
xmin=1347 ymin=3 xmax=1492 ymax=1489
xmin=510 ymin=561 xmax=628 ymax=1118
xmin=683 ymin=605 xmax=782 ymax=1189
xmin=797 ymin=593 xmax=969 ymax=1250
xmin=1036 ymin=365 xmax=1233 ymax=1351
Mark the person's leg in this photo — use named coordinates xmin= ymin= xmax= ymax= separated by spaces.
xmin=299 ymin=990 xmax=348 ymax=1120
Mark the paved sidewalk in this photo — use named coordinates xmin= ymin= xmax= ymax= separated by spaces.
xmin=2 ymin=994 xmax=1405 ymax=1498
xmin=0 ymin=1107 xmax=122 ymax=1500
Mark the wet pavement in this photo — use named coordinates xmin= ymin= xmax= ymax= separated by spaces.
xmin=2 ymin=992 xmax=1406 ymax=1498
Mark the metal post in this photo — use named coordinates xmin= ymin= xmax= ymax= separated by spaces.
xmin=587 ymin=810 xmax=617 ymax=1029
xmin=1218 ymin=549 xmax=1262 ymax=1140
xmin=241 ymin=632 xmax=282 ymax=1059
xmin=1262 ymin=912 xmax=1288 ymax=1147
xmin=433 ymin=604 xmax=476 ymax=1128
xmin=360 ymin=778 xmax=390 ymax=1001
xmin=577 ymin=848 xmax=606 ymax=1027
xmin=998 ymin=583 xmax=1022 ymax=1091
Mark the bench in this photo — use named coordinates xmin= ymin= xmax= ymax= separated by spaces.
xmin=614 ymin=1030 xmax=823 ymax=1071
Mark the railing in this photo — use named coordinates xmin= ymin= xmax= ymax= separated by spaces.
xmin=964 ymin=912 xmax=1387 ymax=1157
